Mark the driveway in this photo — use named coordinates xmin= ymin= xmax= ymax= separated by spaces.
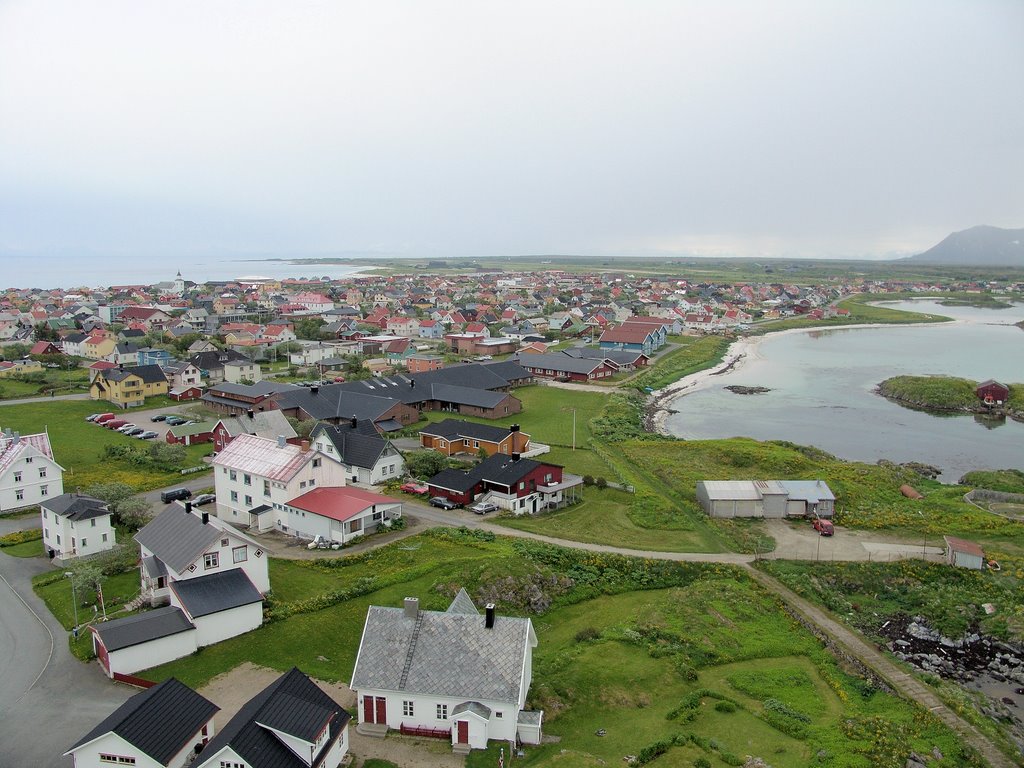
xmin=761 ymin=519 xmax=944 ymax=562
xmin=0 ymin=539 xmax=131 ymax=768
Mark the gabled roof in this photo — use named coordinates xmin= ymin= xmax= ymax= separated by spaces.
xmin=351 ymin=594 xmax=536 ymax=703
xmin=428 ymin=453 xmax=552 ymax=493
xmin=516 ymin=352 xmax=607 ymax=375
xmin=211 ymin=434 xmax=319 ymax=483
xmin=419 ymin=418 xmax=521 ymax=444
xmin=98 ymin=364 xmax=168 ymax=384
xmin=446 ymin=587 xmax=479 ymax=615
xmin=42 ymin=493 xmax=109 ymax=522
xmin=218 ymin=410 xmax=297 ymax=441
xmin=199 ymin=668 xmax=351 ymax=768
xmin=92 ymin=605 xmax=195 ymax=652
xmin=171 ymin=568 xmax=263 ymax=618
xmin=0 ymin=430 xmax=59 ymax=476
xmin=944 ymin=535 xmax=984 ymax=557
xmin=135 ymin=506 xmax=258 ymax=574
xmin=65 ymin=677 xmax=217 ymax=764
xmin=286 ymin=486 xmax=401 ymax=523
xmin=311 ymin=420 xmax=391 ymax=469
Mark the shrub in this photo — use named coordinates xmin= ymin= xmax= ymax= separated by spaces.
xmin=714 ymin=700 xmax=737 ymax=713
xmin=574 ymin=627 xmax=600 ymax=642
xmin=582 ymin=475 xmax=594 ymax=486
xmin=595 ymin=476 xmax=608 ymax=489
xmin=694 ymin=758 xmax=711 ymax=768
xmin=0 ymin=528 xmax=42 ymax=547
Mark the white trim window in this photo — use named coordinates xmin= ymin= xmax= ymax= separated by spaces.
xmin=436 ymin=703 xmax=448 ymax=720
xmin=403 ymin=700 xmax=414 ymax=717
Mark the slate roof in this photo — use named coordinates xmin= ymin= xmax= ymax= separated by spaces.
xmin=65 ymin=677 xmax=218 ymax=764
xmin=100 ymin=364 xmax=168 ymax=384
xmin=452 ymin=701 xmax=491 ymax=719
xmin=561 ymin=347 xmax=646 ymax=365
xmin=446 ymin=588 xmax=479 ymax=615
xmin=171 ymin=569 xmax=263 ymax=618
xmin=350 ymin=595 xmax=535 ymax=703
xmin=420 ymin=418 xmax=519 ymax=444
xmin=428 ymin=453 xmax=549 ymax=494
xmin=135 ymin=506 xmax=258 ymax=575
xmin=219 ymin=410 xmax=297 ymax=441
xmin=92 ymin=606 xmax=195 ymax=652
xmin=273 ymin=387 xmax=401 ymax=423
xmin=42 ymin=493 xmax=109 ymax=522
xmin=516 ymin=352 xmax=607 ymax=375
xmin=199 ymin=668 xmax=351 ymax=768
xmin=311 ymin=420 xmax=391 ymax=469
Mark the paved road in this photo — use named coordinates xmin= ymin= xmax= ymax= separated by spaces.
xmin=0 ymin=392 xmax=91 ymax=406
xmin=0 ymin=518 xmax=131 ymax=768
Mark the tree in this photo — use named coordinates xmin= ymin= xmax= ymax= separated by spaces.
xmin=404 ymin=450 xmax=448 ymax=479
xmin=115 ymin=497 xmax=151 ymax=532
xmin=285 ymin=417 xmax=318 ymax=439
xmin=86 ymin=482 xmax=136 ymax=511
xmin=296 ymin=318 xmax=327 ymax=340
xmin=66 ymin=559 xmax=106 ymax=613
xmin=149 ymin=442 xmax=186 ymax=466
xmin=33 ymin=322 xmax=58 ymax=342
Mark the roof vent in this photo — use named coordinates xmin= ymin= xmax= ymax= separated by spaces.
xmin=185 ymin=501 xmax=192 ymax=514
xmin=246 ymin=409 xmax=254 ymax=419
xmin=277 ymin=435 xmax=286 ymax=448
xmin=404 ymin=597 xmax=419 ymax=619
xmin=350 ymin=416 xmax=358 ymax=429
xmin=485 ymin=603 xmax=496 ymax=629
xmin=201 ymin=512 xmax=209 ymax=525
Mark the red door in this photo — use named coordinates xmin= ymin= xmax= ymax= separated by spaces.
xmin=363 ymin=696 xmax=374 ymax=723
xmin=375 ymin=697 xmax=387 ymax=725
xmin=457 ymin=720 xmax=469 ymax=744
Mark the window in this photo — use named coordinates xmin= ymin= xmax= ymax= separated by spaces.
xmin=437 ymin=703 xmax=448 ymax=720
xmin=25 ymin=457 xmax=32 ymax=464
xmin=300 ymin=481 xmax=307 ymax=489
xmin=519 ymin=482 xmax=525 ymax=490
xmin=309 ymin=479 xmax=315 ymax=487
xmin=91 ymin=518 xmax=96 ymax=527
xmin=232 ymin=545 xmax=248 ymax=563
xmin=495 ymin=711 xmax=503 ymax=719
xmin=40 ymin=485 xmax=48 ymax=497
xmin=221 ymin=538 xmax=229 ymax=547
xmin=263 ymin=480 xmax=271 ymax=497
xmin=204 ymin=552 xmax=219 ymax=569
xmin=44 ymin=528 xmax=49 ymax=539
xmin=39 ymin=467 xmax=47 ymax=478
xmin=474 ymin=441 xmax=480 ymax=448
xmin=229 ymin=470 xmax=237 ymax=481
xmin=56 ymin=534 xmax=61 ymax=545
xmin=81 ymin=538 xmax=87 ymax=547
xmin=230 ymin=491 xmax=238 ymax=502
xmin=219 ymin=762 xmax=245 ymax=768
xmin=99 ymin=755 xmax=136 ymax=765
xmin=244 ymin=495 xmax=252 ymax=506
xmin=102 ymin=533 xmax=108 ymax=542
xmin=403 ymin=701 xmax=414 ymax=717
xmin=312 ymin=458 xmax=321 ymax=468
xmin=243 ymin=474 xmax=251 ymax=486
xmin=15 ymin=489 xmax=23 ymax=501
xmin=13 ymin=471 xmax=21 ymax=483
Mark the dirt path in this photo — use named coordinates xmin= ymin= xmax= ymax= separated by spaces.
xmin=745 ymin=566 xmax=1016 ymax=768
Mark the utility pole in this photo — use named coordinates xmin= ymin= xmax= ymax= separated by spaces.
xmin=64 ymin=572 xmax=79 ymax=632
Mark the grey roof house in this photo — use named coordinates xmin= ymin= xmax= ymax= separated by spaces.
xmin=311 ymin=418 xmax=405 ymax=485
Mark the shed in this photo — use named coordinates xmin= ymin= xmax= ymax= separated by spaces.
xmin=943 ymin=535 xmax=985 ymax=570
xmin=975 ymin=379 xmax=1009 ymax=404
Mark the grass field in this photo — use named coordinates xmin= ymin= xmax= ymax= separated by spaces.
xmin=0 ymin=367 xmax=92 ymax=400
xmin=33 ymin=568 xmax=142 ymax=630
xmin=628 ymin=336 xmax=731 ymax=392
xmin=0 ymin=398 xmax=213 ymax=490
xmin=0 ymin=537 xmax=45 ymax=557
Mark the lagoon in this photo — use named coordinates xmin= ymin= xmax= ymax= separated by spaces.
xmin=663 ymin=301 xmax=1024 ymax=482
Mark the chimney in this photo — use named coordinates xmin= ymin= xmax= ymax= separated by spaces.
xmin=185 ymin=501 xmax=192 ymax=514
xmin=410 ymin=378 xmax=415 ymax=389
xmin=300 ymin=439 xmax=310 ymax=453
xmin=311 ymin=386 xmax=319 ymax=394
xmin=277 ymin=435 xmax=286 ymax=448
xmin=509 ymin=424 xmax=520 ymax=433
xmin=246 ymin=409 xmax=254 ymax=419
xmin=404 ymin=597 xmax=419 ymax=619
xmin=119 ymin=363 xmax=124 ymax=371
xmin=485 ymin=603 xmax=496 ymax=629
xmin=12 ymin=432 xmax=20 ymax=445
xmin=350 ymin=416 xmax=357 ymax=429
xmin=511 ymin=452 xmax=520 ymax=461
xmin=201 ymin=512 xmax=209 ymax=525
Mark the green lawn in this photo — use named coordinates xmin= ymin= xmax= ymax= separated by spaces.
xmin=0 ymin=537 xmax=45 ymax=557
xmin=0 ymin=399 xmax=213 ymax=491
xmin=33 ymin=569 xmax=142 ymax=629
xmin=0 ymin=367 xmax=93 ymax=400
xmin=541 ymin=446 xmax=611 ymax=479
xmin=627 ymin=336 xmax=731 ymax=391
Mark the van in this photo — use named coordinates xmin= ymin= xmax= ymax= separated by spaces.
xmin=94 ymin=413 xmax=115 ymax=424
xmin=160 ymin=488 xmax=193 ymax=504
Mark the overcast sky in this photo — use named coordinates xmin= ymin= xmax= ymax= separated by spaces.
xmin=1 ymin=0 xmax=1022 ymax=263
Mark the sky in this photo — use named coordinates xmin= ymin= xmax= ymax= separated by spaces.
xmin=1 ymin=0 xmax=1022 ymax=266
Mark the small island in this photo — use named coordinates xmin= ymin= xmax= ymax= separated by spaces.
xmin=877 ymin=375 xmax=1024 ymax=423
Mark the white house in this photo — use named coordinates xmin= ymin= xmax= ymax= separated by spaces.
xmin=311 ymin=419 xmax=405 ymax=485
xmin=64 ymin=677 xmax=218 ymax=768
xmin=212 ymin=434 xmax=349 ymax=532
xmin=223 ymin=358 xmax=262 ymax=384
xmin=350 ymin=591 xmax=542 ymax=753
xmin=195 ymin=668 xmax=351 ymax=768
xmin=281 ymin=486 xmax=402 ymax=545
xmin=40 ymin=493 xmax=116 ymax=560
xmin=0 ymin=427 xmax=64 ymax=513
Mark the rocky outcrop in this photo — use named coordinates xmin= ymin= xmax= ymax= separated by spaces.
xmin=725 ymin=385 xmax=771 ymax=395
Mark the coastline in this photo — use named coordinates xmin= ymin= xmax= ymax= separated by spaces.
xmin=647 ymin=319 xmax=958 ymax=436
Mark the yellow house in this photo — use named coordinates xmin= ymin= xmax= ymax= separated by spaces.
xmin=89 ymin=364 xmax=169 ymax=408
xmin=84 ymin=335 xmax=117 ymax=360
xmin=0 ymin=358 xmax=44 ymax=378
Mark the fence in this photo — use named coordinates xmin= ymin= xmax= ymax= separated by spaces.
xmin=399 ymin=724 xmax=451 ymax=740
xmin=113 ymin=672 xmax=156 ymax=689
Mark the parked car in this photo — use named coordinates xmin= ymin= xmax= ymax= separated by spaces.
xmin=137 ymin=431 xmax=159 ymax=439
xmin=400 ymin=481 xmax=429 ymax=495
xmin=105 ymin=420 xmax=128 ymax=430
xmin=160 ymin=487 xmax=192 ymax=503
xmin=125 ymin=427 xmax=145 ymax=436
xmin=192 ymin=493 xmax=217 ymax=506
xmin=429 ymin=496 xmax=460 ymax=510
xmin=164 ymin=416 xmax=187 ymax=426
xmin=85 ymin=413 xmax=102 ymax=422
xmin=116 ymin=424 xmax=138 ymax=433
xmin=94 ymin=413 xmax=115 ymax=424
xmin=151 ymin=414 xmax=170 ymax=422
xmin=812 ymin=518 xmax=834 ymax=536
xmin=470 ymin=501 xmax=499 ymax=515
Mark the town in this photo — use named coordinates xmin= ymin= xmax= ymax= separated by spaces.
xmin=1 ymin=263 xmax=1022 ymax=768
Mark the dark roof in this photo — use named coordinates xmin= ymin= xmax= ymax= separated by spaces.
xmin=429 ymin=453 xmax=549 ymax=493
xmin=311 ymin=420 xmax=391 ymax=469
xmin=199 ymin=668 xmax=351 ymax=768
xmin=42 ymin=493 xmax=109 ymax=522
xmin=92 ymin=606 xmax=195 ymax=652
xmin=66 ymin=678 xmax=218 ymax=763
xmin=274 ymin=387 xmax=401 ymax=422
xmin=135 ymin=507 xmax=222 ymax=574
xmin=419 ymin=418 xmax=517 ymax=444
xmin=189 ymin=349 xmax=250 ymax=371
xmin=516 ymin=352 xmax=606 ymax=375
xmin=171 ymin=568 xmax=263 ymax=618
xmin=101 ymin=364 xmax=168 ymax=384
xmin=427 ymin=468 xmax=480 ymax=493
xmin=209 ymin=380 xmax=298 ymax=398
xmin=561 ymin=347 xmax=646 ymax=365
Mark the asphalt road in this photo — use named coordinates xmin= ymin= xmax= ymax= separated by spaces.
xmin=0 ymin=517 xmax=131 ymax=768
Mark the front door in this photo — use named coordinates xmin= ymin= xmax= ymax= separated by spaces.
xmin=363 ymin=696 xmax=374 ymax=723
xmin=457 ymin=720 xmax=469 ymax=744
xmin=375 ymin=696 xmax=387 ymax=725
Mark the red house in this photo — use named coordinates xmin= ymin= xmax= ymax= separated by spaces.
xmin=975 ymin=379 xmax=1009 ymax=405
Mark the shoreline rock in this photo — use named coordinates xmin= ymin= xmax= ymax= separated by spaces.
xmin=724 ymin=385 xmax=771 ymax=395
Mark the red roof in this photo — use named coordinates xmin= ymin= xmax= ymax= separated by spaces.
xmin=943 ymin=536 xmax=984 ymax=558
xmin=600 ymin=326 xmax=653 ymax=344
xmin=286 ymin=486 xmax=400 ymax=522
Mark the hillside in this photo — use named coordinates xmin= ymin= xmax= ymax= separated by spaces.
xmin=908 ymin=224 xmax=1024 ymax=266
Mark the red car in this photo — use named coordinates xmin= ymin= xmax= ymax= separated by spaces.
xmin=105 ymin=419 xmax=129 ymax=430
xmin=812 ymin=518 xmax=834 ymax=536
xmin=400 ymin=481 xmax=429 ymax=495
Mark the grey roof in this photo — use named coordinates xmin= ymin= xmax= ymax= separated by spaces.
xmin=561 ymin=347 xmax=647 ymax=365
xmin=420 ymin=418 xmax=519 ymax=444
xmin=350 ymin=598 xmax=535 ymax=703
xmin=210 ymin=380 xmax=298 ymax=398
xmin=273 ymin=387 xmax=401 ymax=423
xmin=517 ymin=710 xmax=543 ymax=726
xmin=171 ymin=569 xmax=263 ymax=618
xmin=42 ymin=493 xmax=109 ymax=522
xmin=777 ymin=480 xmax=835 ymax=503
xmin=516 ymin=352 xmax=606 ymax=375
xmin=134 ymin=507 xmax=244 ymax=575
xmin=93 ymin=606 xmax=195 ymax=652
xmin=311 ymin=420 xmax=391 ymax=469
xmin=446 ymin=588 xmax=479 ymax=615
xmin=66 ymin=678 xmax=218 ymax=763
xmin=219 ymin=410 xmax=297 ymax=440
xmin=428 ymin=453 xmax=550 ymax=494
xmin=101 ymin=364 xmax=168 ymax=384
xmin=199 ymin=668 xmax=351 ymax=768
xmin=451 ymin=701 xmax=491 ymax=719
xmin=428 ymin=383 xmax=508 ymax=409
xmin=141 ymin=555 xmax=167 ymax=580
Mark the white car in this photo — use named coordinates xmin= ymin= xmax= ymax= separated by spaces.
xmin=471 ymin=501 xmax=499 ymax=515
xmin=116 ymin=424 xmax=138 ymax=433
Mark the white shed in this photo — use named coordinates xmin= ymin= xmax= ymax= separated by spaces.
xmin=944 ymin=535 xmax=985 ymax=570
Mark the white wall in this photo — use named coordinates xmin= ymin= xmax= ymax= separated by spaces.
xmin=189 ymin=602 xmax=263 ymax=647
xmin=358 ymin=690 xmax=520 ymax=744
xmin=42 ymin=510 xmax=116 ymax=559
xmin=0 ymin=448 xmax=64 ymax=512
xmin=68 ymin=732 xmax=165 ymax=768
xmin=104 ymin=629 xmax=198 ymax=676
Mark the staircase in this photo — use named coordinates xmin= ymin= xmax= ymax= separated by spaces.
xmin=398 ymin=612 xmax=425 ymax=690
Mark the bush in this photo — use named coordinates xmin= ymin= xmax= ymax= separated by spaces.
xmin=582 ymin=475 xmax=594 ymax=486
xmin=574 ymin=627 xmax=600 ymax=642
xmin=595 ymin=476 xmax=608 ymax=489
xmin=714 ymin=700 xmax=736 ymax=713
xmin=0 ymin=528 xmax=42 ymax=547
xmin=694 ymin=759 xmax=711 ymax=768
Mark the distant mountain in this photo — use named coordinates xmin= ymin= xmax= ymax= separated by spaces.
xmin=908 ymin=225 xmax=1024 ymax=266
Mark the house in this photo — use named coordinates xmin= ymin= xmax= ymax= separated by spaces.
xmin=350 ymin=592 xmax=542 ymax=752
xmin=418 ymin=319 xmax=445 ymax=339
xmin=212 ymin=434 xmax=349 ymax=532
xmin=695 ymin=480 xmax=835 ymax=519
xmin=419 ymin=419 xmax=530 ymax=457
xmin=211 ymin=409 xmax=297 ymax=453
xmin=944 ymin=535 xmax=985 ymax=570
xmin=29 ymin=340 xmax=61 ymax=356
xmin=103 ymin=342 xmax=140 ymax=366
xmin=169 ymin=384 xmax=204 ymax=402
xmin=137 ymin=347 xmax=172 ymax=367
xmin=90 ymin=364 xmax=169 ymax=408
xmin=195 ymin=668 xmax=351 ymax=768
xmin=224 ymin=358 xmax=262 ymax=384
xmin=0 ymin=427 xmax=64 ymax=513
xmin=281 ymin=486 xmax=402 ymax=545
xmin=598 ymin=325 xmax=657 ymax=355
xmin=61 ymin=331 xmax=89 ymax=357
xmin=311 ymin=419 xmax=405 ymax=485
xmin=515 ymin=352 xmax=617 ymax=382
xmin=165 ymin=420 xmax=217 ymax=446
xmin=561 ymin=347 xmax=649 ymax=370
xmin=83 ymin=332 xmax=118 ymax=360
xmin=64 ymin=677 xmax=218 ymax=768
xmin=40 ymin=492 xmax=116 ymax=560
xmin=0 ymin=357 xmax=43 ymax=377
xmin=406 ymin=353 xmax=444 ymax=373
xmin=427 ymin=453 xmax=581 ymax=514
xmin=975 ymin=379 xmax=1009 ymax=405
xmin=190 ymin=349 xmax=253 ymax=384
xmin=90 ymin=505 xmax=269 ymax=678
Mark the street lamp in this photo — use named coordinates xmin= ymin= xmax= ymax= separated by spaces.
xmin=64 ymin=571 xmax=79 ymax=634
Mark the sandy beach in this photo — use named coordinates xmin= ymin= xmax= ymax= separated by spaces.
xmin=647 ymin=319 xmax=957 ymax=436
